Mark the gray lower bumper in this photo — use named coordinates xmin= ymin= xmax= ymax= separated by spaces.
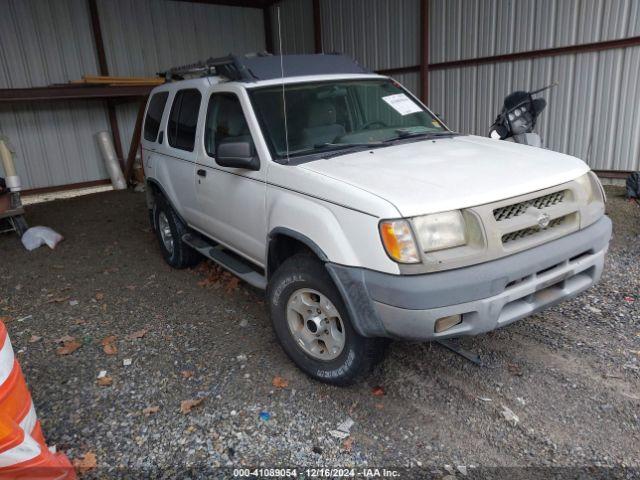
xmin=326 ymin=216 xmax=612 ymax=341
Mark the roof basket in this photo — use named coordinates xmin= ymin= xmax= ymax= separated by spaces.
xmin=160 ymin=53 xmax=369 ymax=83
xmin=159 ymin=53 xmax=272 ymax=82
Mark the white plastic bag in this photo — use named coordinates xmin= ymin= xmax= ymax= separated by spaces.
xmin=21 ymin=226 xmax=64 ymax=251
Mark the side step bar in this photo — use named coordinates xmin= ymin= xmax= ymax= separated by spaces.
xmin=182 ymin=233 xmax=267 ymax=290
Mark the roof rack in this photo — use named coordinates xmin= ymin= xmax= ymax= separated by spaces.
xmin=160 ymin=53 xmax=370 ymax=83
xmin=160 ymin=53 xmax=270 ymax=82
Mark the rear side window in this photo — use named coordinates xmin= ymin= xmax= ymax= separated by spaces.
xmin=143 ymin=92 xmax=169 ymax=142
xmin=167 ymin=89 xmax=202 ymax=151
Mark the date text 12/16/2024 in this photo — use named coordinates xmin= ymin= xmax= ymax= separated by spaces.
xmin=233 ymin=468 xmax=401 ymax=478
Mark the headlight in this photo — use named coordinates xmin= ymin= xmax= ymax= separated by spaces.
xmin=413 ymin=210 xmax=467 ymax=252
xmin=379 ymin=219 xmax=420 ymax=264
xmin=575 ymin=172 xmax=605 ymax=203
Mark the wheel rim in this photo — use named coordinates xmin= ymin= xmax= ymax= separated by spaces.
xmin=286 ymin=288 xmax=345 ymax=361
xmin=158 ymin=211 xmax=174 ymax=254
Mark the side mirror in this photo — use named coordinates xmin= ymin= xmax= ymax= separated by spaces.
xmin=215 ymin=141 xmax=260 ymax=170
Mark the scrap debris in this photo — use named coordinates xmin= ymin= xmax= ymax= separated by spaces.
xmin=329 ymin=417 xmax=355 ymax=439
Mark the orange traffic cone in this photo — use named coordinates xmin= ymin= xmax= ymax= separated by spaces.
xmin=0 ymin=321 xmax=76 ymax=479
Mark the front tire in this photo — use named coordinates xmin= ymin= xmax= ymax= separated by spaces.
xmin=268 ymin=254 xmax=385 ymax=386
xmin=152 ymin=197 xmax=200 ymax=269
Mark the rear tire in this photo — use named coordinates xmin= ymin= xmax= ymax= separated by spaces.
xmin=268 ymin=254 xmax=385 ymax=386
xmin=152 ymin=196 xmax=200 ymax=269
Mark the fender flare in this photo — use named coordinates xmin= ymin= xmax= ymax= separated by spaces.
xmin=266 ymin=227 xmax=328 ymax=278
xmin=266 ymin=227 xmax=385 ymax=338
xmin=145 ymin=178 xmax=189 ymax=226
xmin=267 ymin=227 xmax=328 ymax=260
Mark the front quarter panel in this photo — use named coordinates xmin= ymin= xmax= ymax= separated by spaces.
xmin=266 ymin=166 xmax=401 ymax=274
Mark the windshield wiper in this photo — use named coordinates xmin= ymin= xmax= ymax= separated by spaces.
xmin=384 ymin=130 xmax=460 ymax=143
xmin=315 ymin=142 xmax=386 ymax=159
xmin=314 ymin=141 xmax=383 ymax=149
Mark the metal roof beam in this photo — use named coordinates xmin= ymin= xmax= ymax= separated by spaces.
xmin=0 ymin=85 xmax=154 ymax=103
xmin=170 ymin=0 xmax=277 ymax=9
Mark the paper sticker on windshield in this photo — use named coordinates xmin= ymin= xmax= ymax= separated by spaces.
xmin=382 ymin=94 xmax=422 ymax=116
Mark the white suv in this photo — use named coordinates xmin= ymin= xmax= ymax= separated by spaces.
xmin=142 ymin=54 xmax=611 ymax=385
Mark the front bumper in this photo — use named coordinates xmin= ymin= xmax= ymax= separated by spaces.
xmin=326 ymin=215 xmax=612 ymax=341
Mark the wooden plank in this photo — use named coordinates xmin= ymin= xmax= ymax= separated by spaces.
xmin=124 ymin=99 xmax=148 ymax=184
xmin=81 ymin=76 xmax=164 ymax=85
xmin=22 ymin=179 xmax=111 ymax=196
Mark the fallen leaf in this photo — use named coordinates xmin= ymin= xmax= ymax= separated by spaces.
xmin=180 ymin=398 xmax=204 ymax=414
xmin=73 ymin=452 xmax=97 ymax=473
xmin=507 ymin=363 xmax=523 ymax=376
xmin=46 ymin=296 xmax=70 ymax=304
xmin=225 ymin=277 xmax=240 ymax=294
xmin=143 ymin=405 xmax=160 ymax=415
xmin=28 ymin=335 xmax=42 ymax=343
xmin=343 ymin=437 xmax=354 ymax=452
xmin=127 ymin=329 xmax=147 ymax=340
xmin=97 ymin=376 xmax=113 ymax=386
xmin=55 ymin=335 xmax=75 ymax=344
xmin=56 ymin=339 xmax=81 ymax=355
xmin=0 ymin=316 xmax=12 ymax=324
xmin=181 ymin=370 xmax=194 ymax=379
xmin=95 ymin=292 xmax=104 ymax=301
xmin=272 ymin=376 xmax=289 ymax=389
xmin=101 ymin=336 xmax=118 ymax=355
xmin=371 ymin=386 xmax=385 ymax=397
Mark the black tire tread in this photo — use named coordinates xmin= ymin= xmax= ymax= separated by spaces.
xmin=268 ymin=253 xmax=385 ymax=386
xmin=153 ymin=196 xmax=200 ymax=269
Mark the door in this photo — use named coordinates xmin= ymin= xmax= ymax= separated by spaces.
xmin=150 ymin=88 xmax=205 ymax=223
xmin=194 ymin=90 xmax=267 ymax=266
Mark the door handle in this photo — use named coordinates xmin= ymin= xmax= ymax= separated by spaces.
xmin=197 ymin=169 xmax=206 ymax=177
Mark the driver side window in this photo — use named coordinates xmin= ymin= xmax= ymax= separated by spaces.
xmin=204 ymin=93 xmax=253 ymax=158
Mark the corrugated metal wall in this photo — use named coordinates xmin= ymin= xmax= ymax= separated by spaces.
xmin=98 ymin=0 xmax=266 ymax=166
xmin=319 ymin=0 xmax=421 ymax=95
xmin=269 ymin=0 xmax=421 ymax=95
xmin=428 ymin=0 xmax=640 ymax=171
xmin=3 ymin=0 xmax=638 ymax=190
xmin=0 ymin=0 xmax=111 ymax=190
xmin=269 ymin=0 xmax=315 ymax=55
xmin=0 ymin=0 xmax=265 ymax=190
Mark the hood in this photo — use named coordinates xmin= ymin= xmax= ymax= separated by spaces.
xmin=300 ymin=135 xmax=589 ymax=217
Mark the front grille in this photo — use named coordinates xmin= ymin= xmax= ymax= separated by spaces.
xmin=501 ymin=216 xmax=566 ymax=244
xmin=493 ymin=190 xmax=567 ymax=222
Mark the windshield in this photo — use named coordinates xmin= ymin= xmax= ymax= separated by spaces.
xmin=248 ymin=79 xmax=448 ymax=161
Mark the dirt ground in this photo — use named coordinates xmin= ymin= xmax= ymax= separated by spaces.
xmin=0 ymin=186 xmax=638 ymax=477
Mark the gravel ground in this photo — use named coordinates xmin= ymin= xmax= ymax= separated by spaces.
xmin=0 ymin=186 xmax=638 ymax=477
